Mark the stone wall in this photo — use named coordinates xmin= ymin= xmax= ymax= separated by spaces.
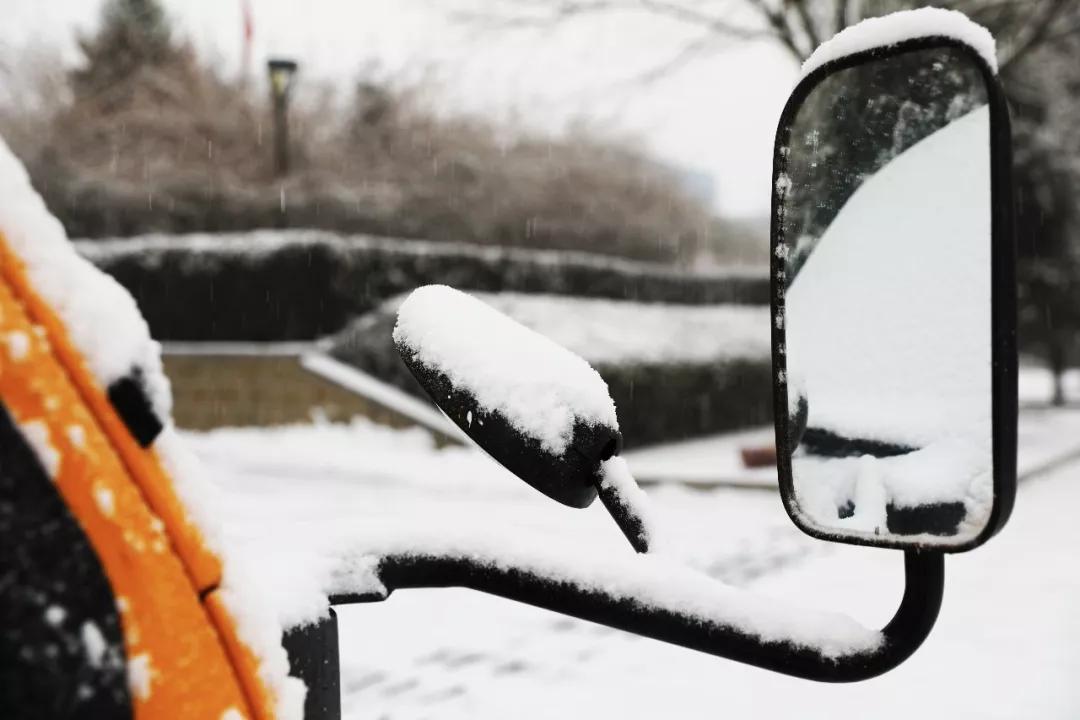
xmin=162 ymin=350 xmax=430 ymax=434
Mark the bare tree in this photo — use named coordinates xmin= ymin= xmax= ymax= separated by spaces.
xmin=451 ymin=0 xmax=1080 ymax=404
xmin=449 ymin=1 xmax=1080 ymax=76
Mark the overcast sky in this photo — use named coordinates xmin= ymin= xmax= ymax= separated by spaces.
xmin=1 ymin=0 xmax=798 ymax=217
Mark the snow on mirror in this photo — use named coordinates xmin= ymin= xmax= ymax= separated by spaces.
xmin=775 ymin=44 xmax=998 ymax=549
xmin=394 ymin=285 xmax=655 ymax=553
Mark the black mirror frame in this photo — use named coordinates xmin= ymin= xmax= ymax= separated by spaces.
xmin=396 ymin=340 xmax=620 ymax=509
xmin=770 ymin=36 xmax=1018 ymax=554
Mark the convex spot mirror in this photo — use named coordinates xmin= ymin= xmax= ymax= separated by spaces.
xmin=393 ymin=285 xmax=620 ymax=509
xmin=771 ymin=38 xmax=1016 ymax=552
xmin=393 ymin=285 xmax=653 ymax=553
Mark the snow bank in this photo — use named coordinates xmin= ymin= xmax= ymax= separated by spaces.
xmin=394 ymin=285 xmax=619 ymax=455
xmin=0 ymin=136 xmax=304 ymax=719
xmin=801 ymin=8 xmax=997 ymax=80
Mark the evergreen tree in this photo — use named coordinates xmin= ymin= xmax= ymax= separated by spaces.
xmin=71 ymin=0 xmax=179 ymax=99
xmin=1009 ymin=38 xmax=1080 ymax=405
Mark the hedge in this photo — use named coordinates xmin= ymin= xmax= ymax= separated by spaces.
xmin=329 ymin=299 xmax=772 ymax=449
xmin=77 ymin=230 xmax=770 ymax=342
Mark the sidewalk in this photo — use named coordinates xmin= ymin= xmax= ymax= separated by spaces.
xmin=626 ymin=405 xmax=1080 ymax=488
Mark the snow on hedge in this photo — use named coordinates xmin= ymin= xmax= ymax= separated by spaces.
xmin=76 ymin=230 xmax=765 ymax=282
xmin=0 ymin=137 xmax=304 ymax=719
xmin=369 ymin=291 xmax=770 ymax=369
xmin=74 ymin=230 xmax=770 ymax=344
xmin=394 ymin=285 xmax=619 ymax=455
xmin=801 ymin=8 xmax=997 ymax=79
xmin=471 ymin=293 xmax=770 ymax=366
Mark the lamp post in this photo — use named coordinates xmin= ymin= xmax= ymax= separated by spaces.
xmin=267 ymin=58 xmax=299 ymax=177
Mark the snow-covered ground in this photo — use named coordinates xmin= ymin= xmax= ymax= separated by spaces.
xmin=331 ymin=457 xmax=1080 ymax=720
xmin=190 ymin=389 xmax=1080 ymax=719
xmin=621 ymin=365 xmax=1080 ymax=487
xmin=625 ymin=425 xmax=777 ymax=487
xmin=1019 ymin=367 xmax=1080 ymax=407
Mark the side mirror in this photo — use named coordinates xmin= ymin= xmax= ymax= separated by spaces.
xmin=772 ymin=34 xmax=1017 ymax=551
xmin=394 ymin=284 xmax=652 ymax=552
xmin=317 ymin=11 xmax=1011 ymax=700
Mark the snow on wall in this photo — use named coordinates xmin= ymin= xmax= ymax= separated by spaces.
xmin=801 ymin=8 xmax=997 ymax=80
xmin=0 ymin=137 xmax=304 ymax=719
xmin=394 ymin=285 xmax=619 ymax=455
xmin=785 ymin=106 xmax=993 ymax=542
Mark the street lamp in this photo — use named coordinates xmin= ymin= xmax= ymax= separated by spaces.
xmin=267 ymin=58 xmax=299 ymax=177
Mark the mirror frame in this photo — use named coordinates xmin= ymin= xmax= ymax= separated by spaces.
xmin=770 ymin=36 xmax=1017 ymax=553
xmin=396 ymin=340 xmax=618 ymax=509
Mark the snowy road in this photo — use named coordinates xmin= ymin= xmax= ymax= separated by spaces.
xmin=331 ymin=457 xmax=1080 ymax=720
xmin=192 ymin=407 xmax=1080 ymax=719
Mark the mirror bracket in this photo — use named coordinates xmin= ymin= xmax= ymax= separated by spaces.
xmin=330 ymin=549 xmax=943 ymax=684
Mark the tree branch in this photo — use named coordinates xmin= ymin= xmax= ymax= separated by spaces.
xmin=637 ymin=0 xmax=767 ymax=39
xmin=1000 ymin=0 xmax=1071 ymax=73
xmin=791 ymin=0 xmax=823 ymax=52
xmin=450 ymin=0 xmax=764 ymax=39
xmin=746 ymin=0 xmax=808 ymax=60
xmin=835 ymin=0 xmax=852 ymax=34
xmin=619 ymin=33 xmax=722 ymax=85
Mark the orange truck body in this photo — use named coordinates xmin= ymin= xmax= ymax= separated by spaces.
xmin=1 ymin=230 xmax=283 ymax=717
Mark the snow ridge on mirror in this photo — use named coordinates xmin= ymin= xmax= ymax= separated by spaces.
xmin=394 ymin=284 xmax=618 ymax=455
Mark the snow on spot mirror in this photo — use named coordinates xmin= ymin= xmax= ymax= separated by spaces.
xmin=775 ymin=44 xmax=999 ymax=550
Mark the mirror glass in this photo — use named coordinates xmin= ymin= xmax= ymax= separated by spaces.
xmin=776 ymin=46 xmax=995 ymax=547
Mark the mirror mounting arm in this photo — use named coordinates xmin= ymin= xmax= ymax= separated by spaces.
xmin=330 ymin=549 xmax=943 ymax=683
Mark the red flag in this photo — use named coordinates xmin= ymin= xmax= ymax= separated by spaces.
xmin=241 ymin=0 xmax=254 ymax=79
xmin=242 ymin=0 xmax=254 ymax=42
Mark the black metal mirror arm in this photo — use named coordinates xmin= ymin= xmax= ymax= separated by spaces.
xmin=329 ymin=549 xmax=943 ymax=683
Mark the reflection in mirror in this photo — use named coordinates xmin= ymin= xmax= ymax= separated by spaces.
xmin=777 ymin=46 xmax=993 ymax=547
